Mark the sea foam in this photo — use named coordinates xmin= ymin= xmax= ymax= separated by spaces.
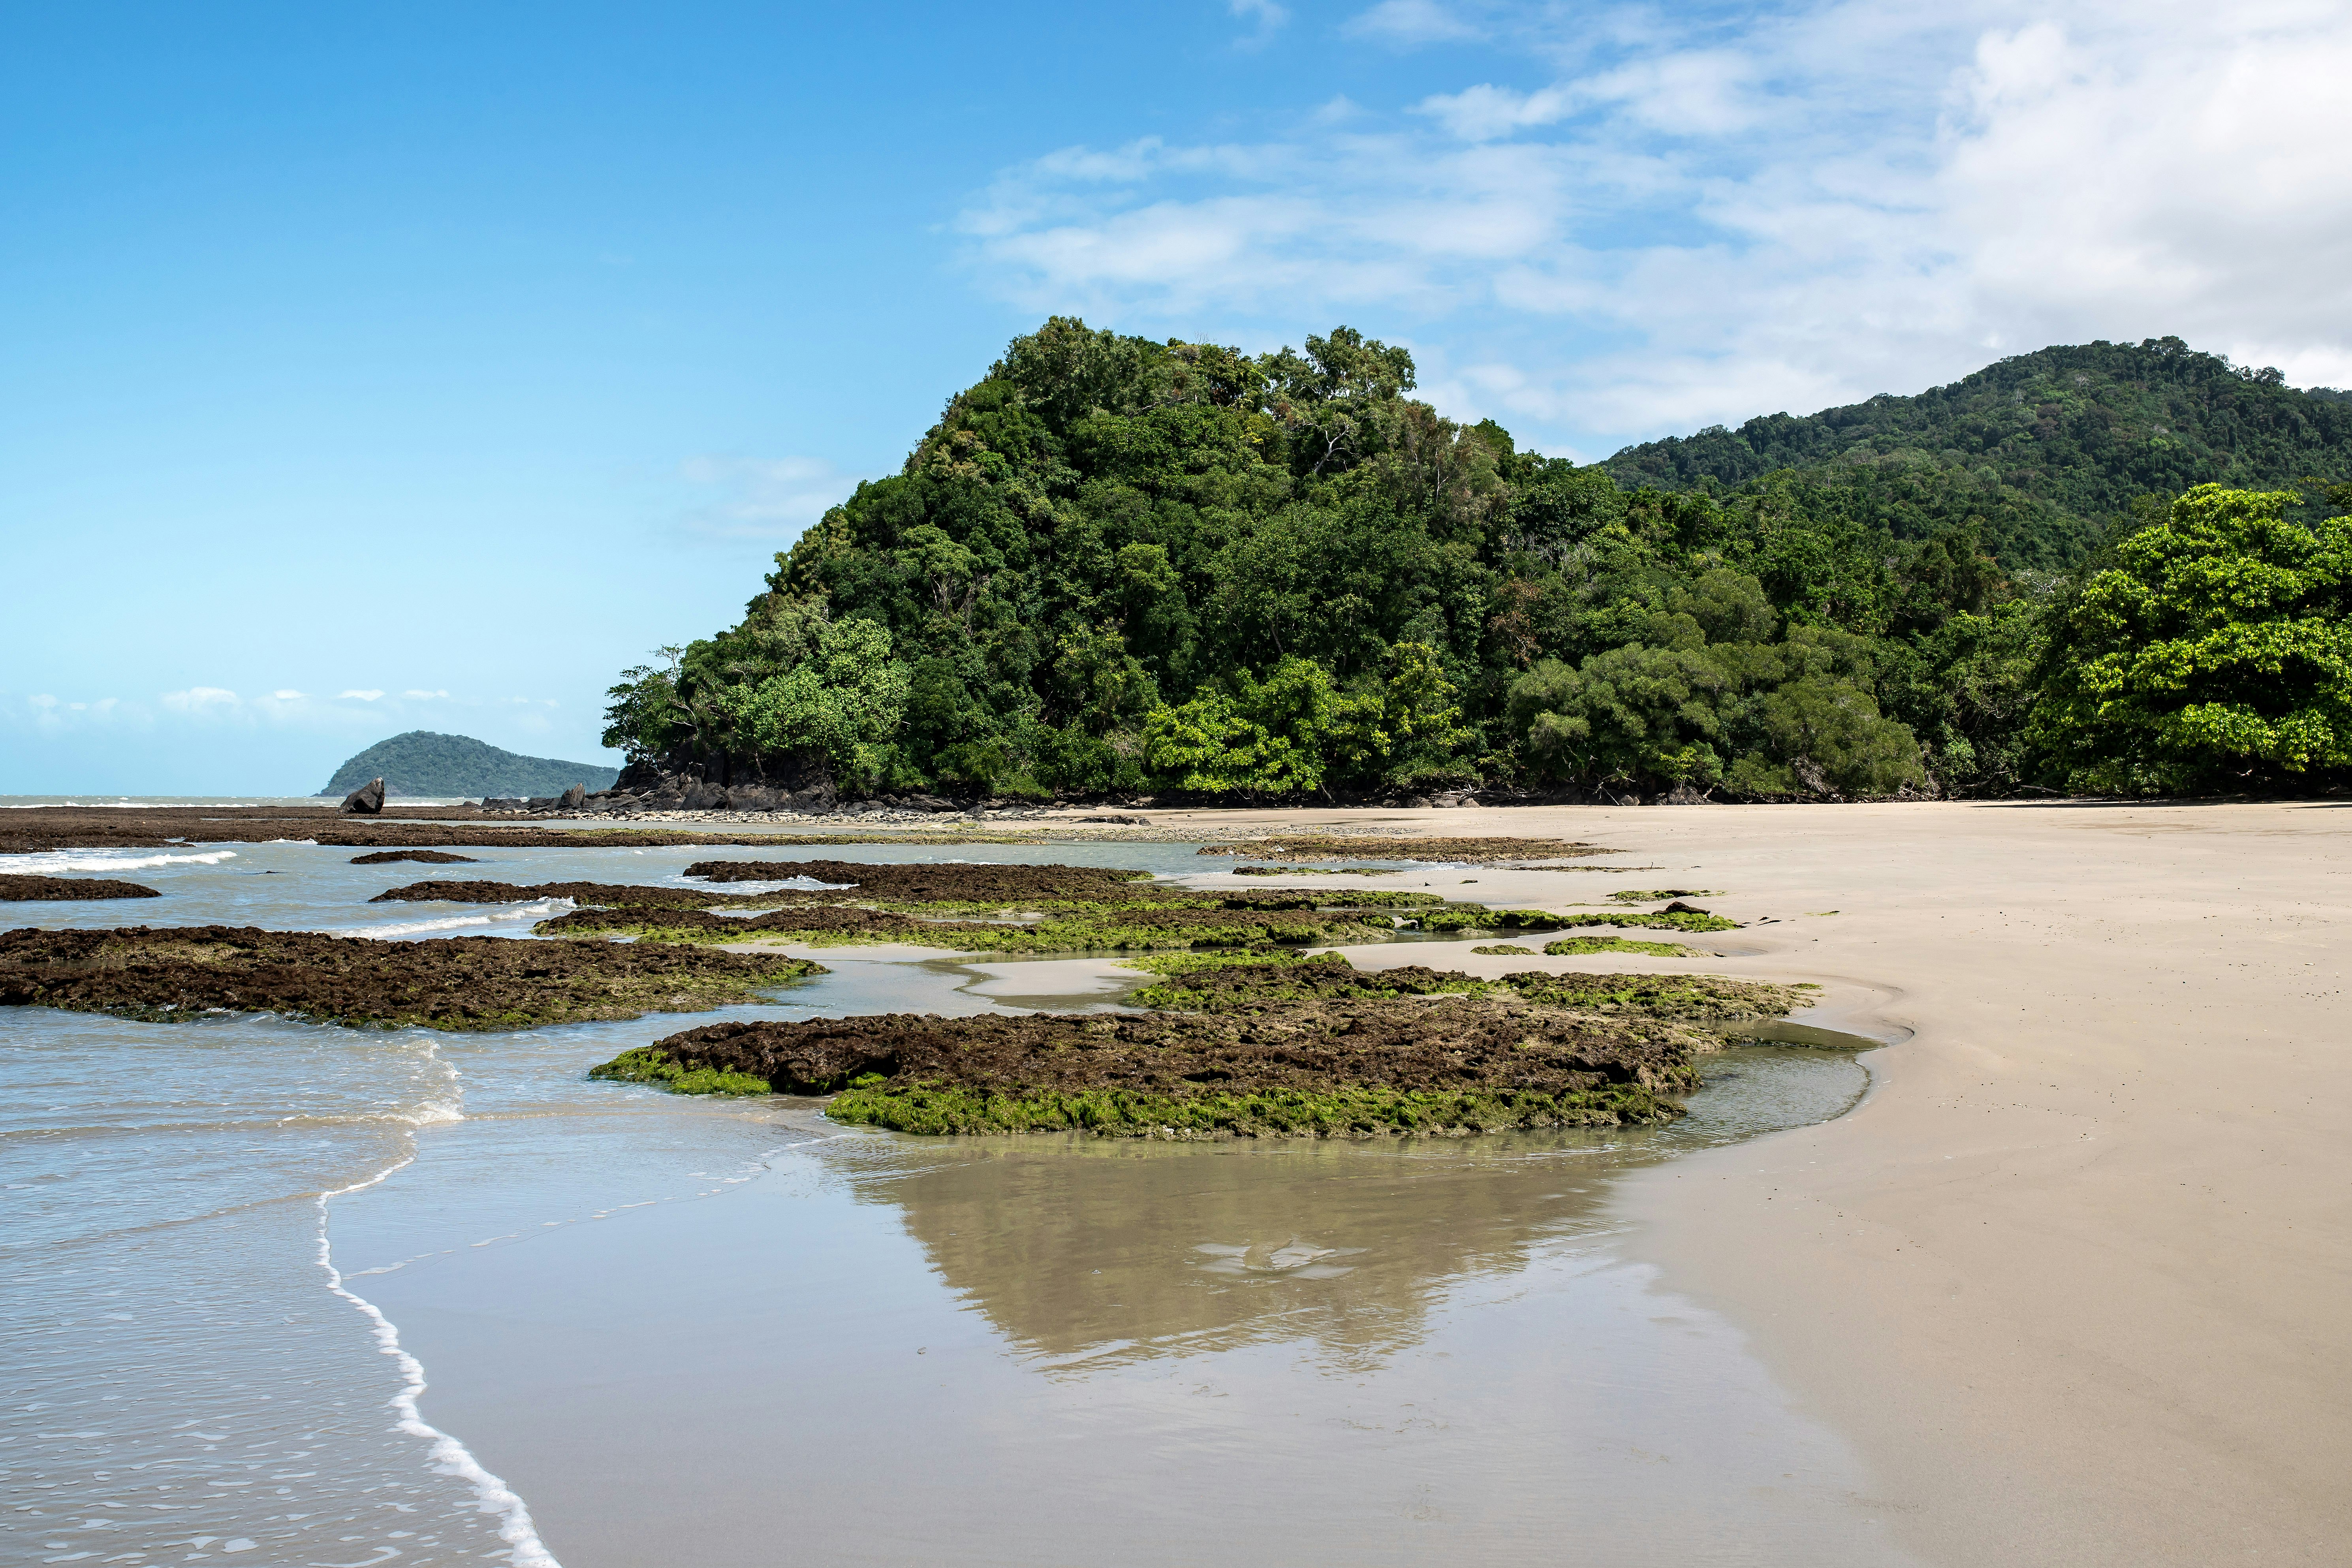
xmin=1 ymin=848 xmax=241 ymax=874
xmin=340 ymin=899 xmax=575 ymax=940
xmin=317 ymin=1058 xmax=562 ymax=1568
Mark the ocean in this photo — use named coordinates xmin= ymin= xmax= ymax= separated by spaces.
xmin=2 ymin=836 xmax=1917 ymax=1566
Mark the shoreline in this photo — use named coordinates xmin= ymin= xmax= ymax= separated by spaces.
xmin=12 ymin=801 xmax=2343 ymax=1560
xmin=359 ymin=1045 xmax=1912 ymax=1568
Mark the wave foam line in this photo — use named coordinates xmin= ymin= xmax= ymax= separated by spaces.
xmin=2 ymin=848 xmax=240 ymax=874
xmin=340 ymin=899 xmax=575 ymax=940
xmin=671 ymin=874 xmax=855 ymax=894
xmin=315 ymin=1049 xmax=560 ymax=1568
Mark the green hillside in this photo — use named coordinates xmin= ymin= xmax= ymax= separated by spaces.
xmin=320 ymin=731 xmax=618 ymax=799
xmin=600 ymin=320 xmax=2352 ymax=802
xmin=1606 ymin=338 xmax=2352 ymax=570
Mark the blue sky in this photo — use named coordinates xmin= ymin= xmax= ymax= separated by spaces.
xmin=5 ymin=0 xmax=2347 ymax=792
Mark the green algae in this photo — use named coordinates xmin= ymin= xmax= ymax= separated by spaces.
xmin=1499 ymin=970 xmax=1807 ymax=1020
xmin=1230 ymin=865 xmax=1404 ymax=876
xmin=1606 ymin=888 xmax=1720 ymax=903
xmin=1117 ymin=949 xmax=1340 ymax=976
xmin=822 ymin=1081 xmax=1678 ymax=1139
xmin=1541 ymin=936 xmax=1696 ymax=957
xmin=542 ymin=902 xmax=1403 ymax=953
xmin=1199 ymin=836 xmax=1611 ymax=865
xmin=588 ymin=1045 xmax=774 ymax=1096
xmin=1129 ymin=957 xmax=1488 ymax=1013
xmin=0 ymin=925 xmax=828 ymax=1033
xmin=1549 ymin=910 xmax=1739 ymax=933
xmin=1470 ymin=944 xmax=1535 ymax=956
xmin=1414 ymin=905 xmax=1560 ymax=934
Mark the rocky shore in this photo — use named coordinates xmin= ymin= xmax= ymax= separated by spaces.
xmin=599 ymin=995 xmax=1712 ymax=1137
xmin=0 ymin=925 xmax=824 ymax=1030
xmin=0 ymin=874 xmax=162 ymax=901
xmin=589 ymin=952 xmax=1811 ymax=1136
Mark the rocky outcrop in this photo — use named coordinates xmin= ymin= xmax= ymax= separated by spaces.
xmin=347 ymin=850 xmax=480 ymax=865
xmin=0 ymin=925 xmax=825 ymax=1031
xmin=0 ymin=875 xmax=162 ymax=901
xmin=340 ymin=777 xmax=386 ymax=815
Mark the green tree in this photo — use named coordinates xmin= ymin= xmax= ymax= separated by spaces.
xmin=720 ymin=618 xmax=911 ymax=786
xmin=2033 ymin=484 xmax=2352 ymax=792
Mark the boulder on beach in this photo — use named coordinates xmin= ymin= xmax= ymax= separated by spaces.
xmin=340 ymin=777 xmax=387 ymax=815
xmin=559 ymin=784 xmax=587 ymax=810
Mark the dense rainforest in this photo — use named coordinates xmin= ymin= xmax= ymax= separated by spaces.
xmin=604 ymin=321 xmax=2352 ymax=803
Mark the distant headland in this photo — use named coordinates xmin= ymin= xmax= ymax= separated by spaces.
xmin=317 ymin=731 xmax=619 ymax=799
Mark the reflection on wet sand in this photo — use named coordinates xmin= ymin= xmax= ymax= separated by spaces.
xmin=834 ymin=1045 xmax=1867 ymax=1376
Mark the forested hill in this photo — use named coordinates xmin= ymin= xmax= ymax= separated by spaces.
xmin=319 ymin=732 xmax=618 ymax=799
xmin=604 ymin=319 xmax=2352 ymax=805
xmin=1606 ymin=338 xmax=2352 ymax=571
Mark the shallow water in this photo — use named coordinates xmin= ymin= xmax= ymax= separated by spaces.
xmin=1 ymin=835 xmax=1909 ymax=1567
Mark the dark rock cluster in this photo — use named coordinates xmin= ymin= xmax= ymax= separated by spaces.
xmin=0 ymin=875 xmax=162 ymax=901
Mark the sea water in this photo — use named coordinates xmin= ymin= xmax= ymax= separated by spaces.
xmin=1 ymin=835 xmax=1906 ymax=1566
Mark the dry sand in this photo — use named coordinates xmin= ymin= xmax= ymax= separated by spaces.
xmin=1119 ymin=799 xmax=2350 ymax=1566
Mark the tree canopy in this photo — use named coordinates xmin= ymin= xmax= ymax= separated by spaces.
xmin=606 ymin=321 xmax=2352 ymax=802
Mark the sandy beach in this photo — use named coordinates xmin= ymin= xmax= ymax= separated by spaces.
xmin=1096 ymin=799 xmax=2348 ymax=1564
xmin=9 ymin=803 xmax=2342 ymax=1566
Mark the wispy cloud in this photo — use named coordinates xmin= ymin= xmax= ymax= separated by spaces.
xmin=674 ymin=455 xmax=873 ymax=542
xmin=958 ymin=0 xmax=2352 ymax=449
xmin=1230 ymin=0 xmax=1290 ymax=49
xmin=1343 ymin=0 xmax=1484 ymax=47
xmin=7 ymin=685 xmax=562 ymax=739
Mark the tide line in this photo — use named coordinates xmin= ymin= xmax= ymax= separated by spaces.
xmin=313 ymin=1045 xmax=560 ymax=1568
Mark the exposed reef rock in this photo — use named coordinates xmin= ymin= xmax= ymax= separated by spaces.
xmin=368 ymin=880 xmax=741 ymax=908
xmin=681 ymin=859 xmax=1156 ymax=899
xmin=348 ymin=850 xmax=481 ymax=865
xmin=545 ymin=901 xmax=1401 ymax=953
xmin=1200 ymin=837 xmax=1611 ymax=864
xmin=0 ymin=925 xmax=824 ymax=1030
xmin=603 ymin=995 xmax=1710 ymax=1137
xmin=542 ymin=905 xmax=1013 ymax=945
xmin=1129 ymin=959 xmax=1484 ymax=1011
xmin=340 ymin=777 xmax=387 ymax=815
xmin=1126 ymin=958 xmax=1805 ymax=1021
xmin=0 ymin=875 xmax=163 ymax=902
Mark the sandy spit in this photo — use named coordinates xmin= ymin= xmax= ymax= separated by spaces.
xmin=1119 ymin=798 xmax=2351 ymax=1567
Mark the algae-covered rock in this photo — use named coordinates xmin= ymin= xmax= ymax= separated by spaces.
xmin=349 ymin=850 xmax=482 ymax=865
xmin=0 ymin=875 xmax=162 ymax=901
xmin=612 ymin=996 xmax=1705 ymax=1137
xmin=0 ymin=925 xmax=825 ymax=1031
xmin=1199 ymin=837 xmax=1611 ymax=865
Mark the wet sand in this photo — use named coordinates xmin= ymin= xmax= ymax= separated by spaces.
xmin=356 ymin=1048 xmax=1910 ymax=1568
xmin=1125 ymin=799 xmax=2352 ymax=1564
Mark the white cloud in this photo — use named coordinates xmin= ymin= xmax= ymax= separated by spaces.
xmin=402 ymin=689 xmax=449 ymax=699
xmin=1412 ymin=83 xmax=1574 ymax=142
xmin=958 ymin=0 xmax=2352 ymax=447
xmin=1230 ymin=0 xmax=1289 ymax=48
xmin=272 ymin=689 xmax=305 ymax=700
xmin=163 ymin=686 xmax=240 ymax=712
xmin=1344 ymin=0 xmax=1483 ymax=47
xmin=340 ymin=689 xmax=385 ymax=701
xmin=674 ymin=455 xmax=873 ymax=542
